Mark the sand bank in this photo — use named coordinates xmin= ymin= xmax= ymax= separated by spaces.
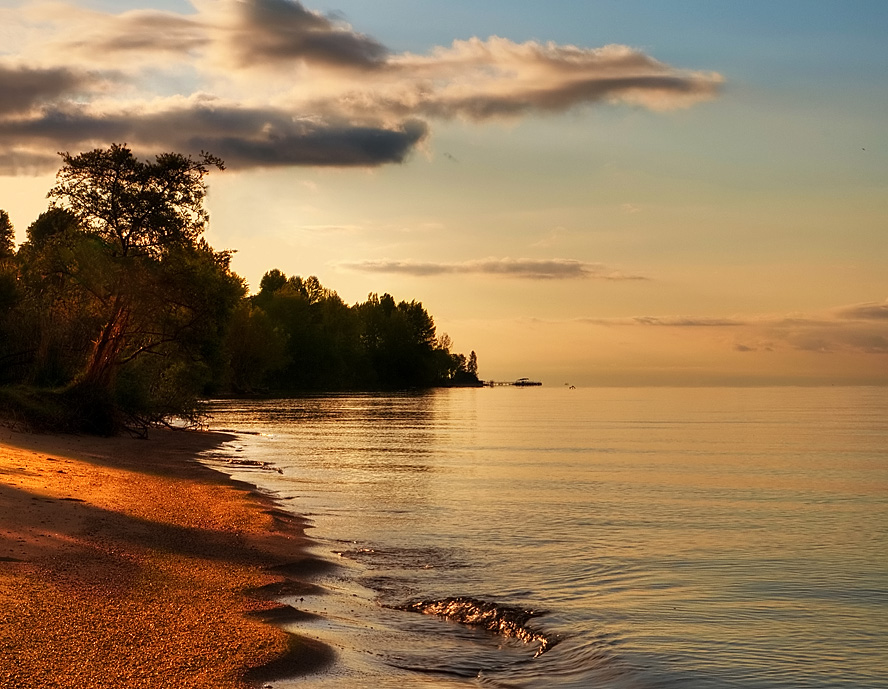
xmin=0 ymin=425 xmax=332 ymax=688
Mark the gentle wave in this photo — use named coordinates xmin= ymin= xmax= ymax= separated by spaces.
xmin=393 ymin=597 xmax=561 ymax=657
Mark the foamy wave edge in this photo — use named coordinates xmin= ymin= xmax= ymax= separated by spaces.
xmin=392 ymin=596 xmax=561 ymax=657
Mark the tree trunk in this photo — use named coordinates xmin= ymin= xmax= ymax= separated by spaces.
xmin=82 ymin=296 xmax=130 ymax=391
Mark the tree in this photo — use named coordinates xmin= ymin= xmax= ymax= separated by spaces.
xmin=0 ymin=210 xmax=23 ymax=382
xmin=224 ymin=301 xmax=287 ymax=393
xmin=258 ymin=268 xmax=287 ymax=296
xmin=248 ymin=276 xmax=470 ymax=391
xmin=19 ymin=144 xmax=244 ymax=432
xmin=47 ymin=144 xmax=227 ymax=393
xmin=468 ymin=350 xmax=478 ymax=377
xmin=14 ymin=210 xmax=95 ymax=386
xmin=49 ymin=143 xmax=223 ymax=259
xmin=253 ymin=271 xmax=363 ymax=390
xmin=355 ymin=293 xmax=442 ymax=388
xmin=0 ymin=210 xmax=14 ymax=259
xmin=24 ymin=207 xmax=80 ymax=247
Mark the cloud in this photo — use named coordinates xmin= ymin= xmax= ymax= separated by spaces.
xmin=207 ymin=0 xmax=389 ymax=70
xmin=1 ymin=1 xmax=723 ymax=174
xmin=0 ymin=100 xmax=428 ymax=173
xmin=61 ymin=9 xmax=208 ymax=60
xmin=632 ymin=316 xmax=744 ymax=327
xmin=576 ymin=314 xmax=748 ymax=327
xmin=38 ymin=0 xmax=385 ymax=70
xmin=341 ymin=257 xmax=646 ymax=280
xmin=778 ymin=324 xmax=888 ymax=355
xmin=581 ymin=302 xmax=888 ymax=356
xmin=846 ymin=333 xmax=888 ymax=354
xmin=183 ymin=113 xmax=427 ymax=168
xmin=325 ymin=39 xmax=723 ymax=122
xmin=0 ymin=65 xmax=92 ymax=116
xmin=530 ymin=226 xmax=571 ymax=249
xmin=835 ymin=300 xmax=888 ymax=321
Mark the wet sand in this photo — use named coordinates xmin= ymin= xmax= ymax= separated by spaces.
xmin=0 ymin=425 xmax=333 ymax=688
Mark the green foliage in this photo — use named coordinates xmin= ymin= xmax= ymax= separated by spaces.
xmin=48 ymin=143 xmax=223 ymax=259
xmin=25 ymin=207 xmax=80 ymax=247
xmin=242 ymin=270 xmax=478 ymax=391
xmin=0 ymin=146 xmax=480 ymax=434
xmin=357 ymin=292 xmax=438 ymax=388
xmin=224 ymin=302 xmax=287 ymax=393
xmin=251 ymin=273 xmax=362 ymax=390
xmin=0 ymin=147 xmax=244 ymax=433
xmin=15 ymin=212 xmax=108 ymax=385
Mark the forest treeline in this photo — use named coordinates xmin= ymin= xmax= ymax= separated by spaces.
xmin=0 ymin=145 xmax=479 ymax=434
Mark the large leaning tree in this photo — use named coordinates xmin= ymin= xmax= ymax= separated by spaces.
xmin=41 ymin=143 xmax=244 ymax=429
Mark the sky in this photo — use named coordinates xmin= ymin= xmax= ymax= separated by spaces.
xmin=1 ymin=0 xmax=886 ymax=386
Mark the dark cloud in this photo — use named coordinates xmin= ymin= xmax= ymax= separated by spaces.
xmin=0 ymin=107 xmax=130 ymax=146
xmin=187 ymin=119 xmax=428 ymax=168
xmin=0 ymin=149 xmax=58 ymax=176
xmin=0 ymin=103 xmax=428 ymax=173
xmin=342 ymin=258 xmax=645 ymax=280
xmin=0 ymin=66 xmax=89 ymax=116
xmin=224 ymin=0 xmax=388 ymax=69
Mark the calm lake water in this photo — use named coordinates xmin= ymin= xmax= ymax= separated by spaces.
xmin=203 ymin=387 xmax=888 ymax=688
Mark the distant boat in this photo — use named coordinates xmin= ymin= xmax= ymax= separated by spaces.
xmin=513 ymin=377 xmax=542 ymax=387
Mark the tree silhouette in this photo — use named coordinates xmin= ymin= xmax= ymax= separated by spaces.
xmin=0 ymin=210 xmax=13 ymax=259
xmin=47 ymin=144 xmax=233 ymax=394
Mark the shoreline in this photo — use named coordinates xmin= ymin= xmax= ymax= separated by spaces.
xmin=0 ymin=424 xmax=333 ymax=688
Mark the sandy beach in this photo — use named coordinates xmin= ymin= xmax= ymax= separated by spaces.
xmin=0 ymin=424 xmax=332 ymax=688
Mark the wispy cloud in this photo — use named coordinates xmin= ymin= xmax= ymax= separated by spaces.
xmin=834 ymin=300 xmax=888 ymax=321
xmin=0 ymin=0 xmax=723 ymax=173
xmin=581 ymin=300 xmax=888 ymax=356
xmin=332 ymin=38 xmax=723 ymax=122
xmin=341 ymin=257 xmax=646 ymax=280
xmin=631 ymin=316 xmax=744 ymax=327
xmin=530 ymin=226 xmax=572 ymax=249
xmin=60 ymin=9 xmax=210 ymax=61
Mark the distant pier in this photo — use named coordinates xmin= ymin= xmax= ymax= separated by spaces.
xmin=483 ymin=377 xmax=542 ymax=387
